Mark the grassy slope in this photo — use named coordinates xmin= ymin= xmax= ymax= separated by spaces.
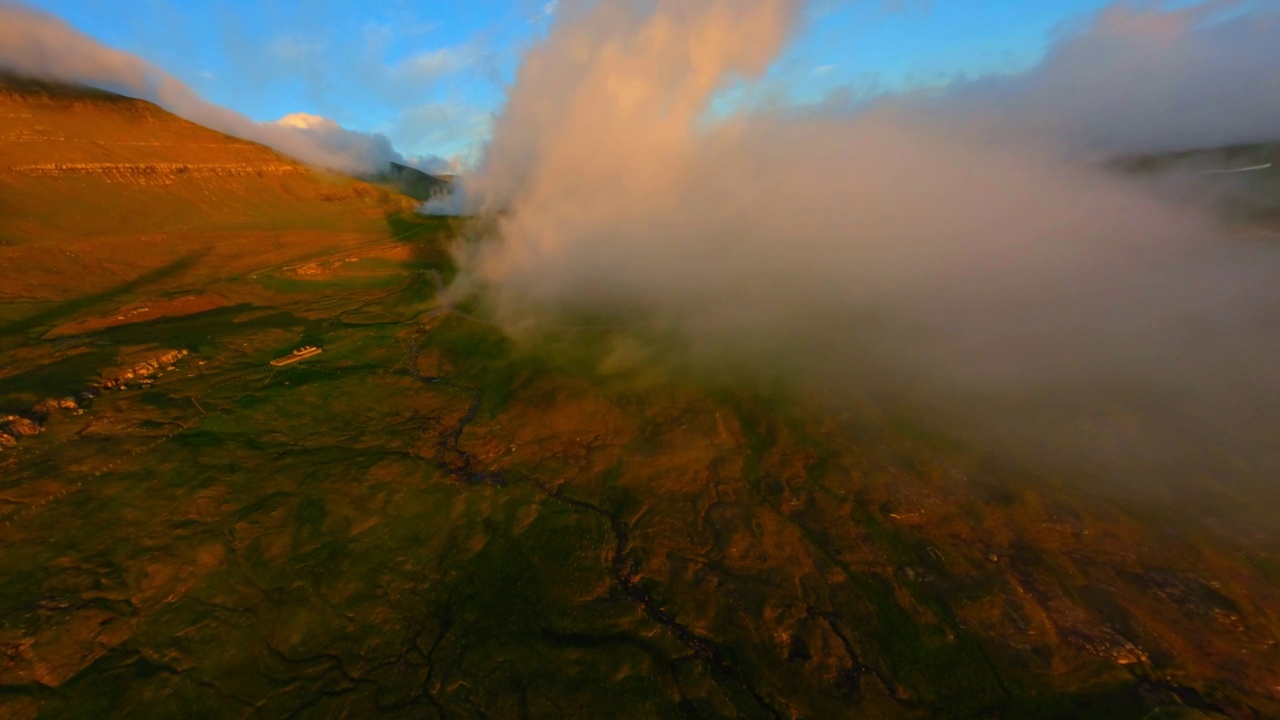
xmin=0 ymin=80 xmax=1277 ymax=719
xmin=0 ymin=77 xmax=411 ymax=309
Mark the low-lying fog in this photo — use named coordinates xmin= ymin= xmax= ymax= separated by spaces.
xmin=449 ymin=0 xmax=1280 ymax=498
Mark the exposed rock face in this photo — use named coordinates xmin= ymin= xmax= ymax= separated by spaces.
xmin=31 ymin=397 xmax=78 ymax=414
xmin=9 ymin=162 xmax=306 ymax=185
xmin=99 ymin=349 xmax=189 ymax=390
xmin=286 ymin=257 xmax=358 ymax=276
xmin=0 ymin=415 xmax=41 ymax=438
xmin=0 ymin=350 xmax=191 ymax=453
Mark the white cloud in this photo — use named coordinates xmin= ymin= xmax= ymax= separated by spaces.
xmin=268 ymin=112 xmax=403 ymax=173
xmin=391 ymin=46 xmax=476 ymax=88
xmin=919 ymin=1 xmax=1280 ymax=155
xmin=457 ymin=0 xmax=1280 ymax=488
xmin=274 ymin=112 xmax=336 ymax=130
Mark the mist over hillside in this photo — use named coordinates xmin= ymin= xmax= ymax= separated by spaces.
xmin=453 ymin=0 xmax=1280 ymax=493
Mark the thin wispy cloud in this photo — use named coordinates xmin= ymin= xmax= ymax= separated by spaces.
xmin=216 ymin=13 xmax=497 ymax=161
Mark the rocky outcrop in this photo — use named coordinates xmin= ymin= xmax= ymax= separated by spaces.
xmin=98 ymin=349 xmax=189 ymax=390
xmin=285 ymin=258 xmax=359 ymax=276
xmin=31 ymin=397 xmax=82 ymax=414
xmin=0 ymin=415 xmax=41 ymax=440
xmin=3 ymin=129 xmax=66 ymax=142
xmin=0 ymin=349 xmax=191 ymax=453
xmin=7 ymin=163 xmax=306 ymax=185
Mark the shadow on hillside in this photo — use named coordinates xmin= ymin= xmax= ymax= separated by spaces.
xmin=0 ymin=248 xmax=210 ymax=341
xmin=383 ymin=211 xmax=471 ymax=286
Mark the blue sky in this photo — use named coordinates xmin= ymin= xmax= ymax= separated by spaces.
xmin=18 ymin=0 xmax=1118 ymax=162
